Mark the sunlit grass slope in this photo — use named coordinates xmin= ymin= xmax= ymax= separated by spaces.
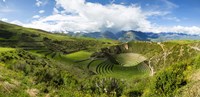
xmin=0 ymin=47 xmax=15 ymax=52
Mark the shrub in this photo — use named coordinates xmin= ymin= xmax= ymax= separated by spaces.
xmin=81 ymin=77 xmax=125 ymax=97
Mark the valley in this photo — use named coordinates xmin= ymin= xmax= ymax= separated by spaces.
xmin=0 ymin=21 xmax=200 ymax=97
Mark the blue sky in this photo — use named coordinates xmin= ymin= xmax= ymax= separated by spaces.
xmin=1 ymin=0 xmax=200 ymax=34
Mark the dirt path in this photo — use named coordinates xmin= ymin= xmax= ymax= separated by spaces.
xmin=190 ymin=46 xmax=200 ymax=51
xmin=157 ymin=42 xmax=167 ymax=66
xmin=179 ymin=46 xmax=184 ymax=56
xmin=146 ymin=42 xmax=165 ymax=76
xmin=148 ymin=57 xmax=155 ymax=76
xmin=157 ymin=42 xmax=165 ymax=51
xmin=177 ymin=46 xmax=184 ymax=61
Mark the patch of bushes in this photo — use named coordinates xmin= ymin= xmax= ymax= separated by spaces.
xmin=0 ymin=30 xmax=16 ymax=39
xmin=0 ymin=50 xmax=77 ymax=89
xmin=80 ymin=77 xmax=125 ymax=97
xmin=144 ymin=59 xmax=193 ymax=97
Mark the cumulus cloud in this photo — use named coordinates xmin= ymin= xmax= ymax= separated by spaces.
xmin=32 ymin=15 xmax=40 ymax=19
xmin=152 ymin=26 xmax=200 ymax=34
xmin=26 ymin=0 xmax=155 ymax=32
xmin=1 ymin=18 xmax=8 ymax=21
xmin=39 ymin=10 xmax=45 ymax=14
xmin=10 ymin=20 xmax=24 ymax=25
xmin=14 ymin=0 xmax=200 ymax=35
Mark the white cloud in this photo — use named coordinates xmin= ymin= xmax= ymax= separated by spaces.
xmin=25 ymin=14 xmax=100 ymax=32
xmin=26 ymin=0 xmax=155 ymax=32
xmin=53 ymin=7 xmax=59 ymax=14
xmin=151 ymin=26 xmax=200 ymax=34
xmin=32 ymin=15 xmax=40 ymax=19
xmin=36 ymin=0 xmax=42 ymax=7
xmin=35 ymin=0 xmax=48 ymax=7
xmin=10 ymin=20 xmax=24 ymax=25
xmin=2 ymin=0 xmax=6 ymax=2
xmin=13 ymin=0 xmax=200 ymax=35
xmin=39 ymin=10 xmax=45 ymax=14
xmin=1 ymin=18 xmax=8 ymax=21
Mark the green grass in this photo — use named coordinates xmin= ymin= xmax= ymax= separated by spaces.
xmin=167 ymin=40 xmax=200 ymax=44
xmin=93 ymin=53 xmax=150 ymax=81
xmin=52 ymin=51 xmax=93 ymax=66
xmin=0 ymin=63 xmax=30 ymax=96
xmin=0 ymin=47 xmax=15 ymax=52
xmin=60 ymin=51 xmax=150 ymax=81
xmin=115 ymin=53 xmax=147 ymax=67
xmin=103 ymin=63 xmax=150 ymax=78
xmin=64 ymin=51 xmax=92 ymax=61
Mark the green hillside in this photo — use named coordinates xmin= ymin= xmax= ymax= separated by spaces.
xmin=1 ymin=21 xmax=200 ymax=97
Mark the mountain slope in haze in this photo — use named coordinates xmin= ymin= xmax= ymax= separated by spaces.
xmin=68 ymin=30 xmax=200 ymax=42
xmin=69 ymin=30 xmax=157 ymax=42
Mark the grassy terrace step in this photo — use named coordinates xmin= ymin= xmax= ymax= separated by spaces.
xmin=104 ymin=62 xmax=112 ymax=73
xmin=96 ymin=61 xmax=107 ymax=74
xmin=65 ymin=51 xmax=92 ymax=61
xmin=115 ymin=53 xmax=147 ymax=67
xmin=136 ymin=63 xmax=150 ymax=73
xmin=98 ymin=61 xmax=116 ymax=74
xmin=101 ymin=62 xmax=109 ymax=74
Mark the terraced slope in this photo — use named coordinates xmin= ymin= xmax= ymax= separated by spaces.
xmin=0 ymin=21 xmax=118 ymax=55
xmin=115 ymin=53 xmax=147 ymax=67
xmin=78 ymin=40 xmax=200 ymax=78
xmin=124 ymin=41 xmax=200 ymax=73
xmin=83 ymin=40 xmax=200 ymax=96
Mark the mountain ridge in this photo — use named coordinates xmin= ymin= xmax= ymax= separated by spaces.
xmin=68 ymin=30 xmax=200 ymax=42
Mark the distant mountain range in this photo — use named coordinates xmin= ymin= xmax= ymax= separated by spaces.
xmin=67 ymin=30 xmax=200 ymax=42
